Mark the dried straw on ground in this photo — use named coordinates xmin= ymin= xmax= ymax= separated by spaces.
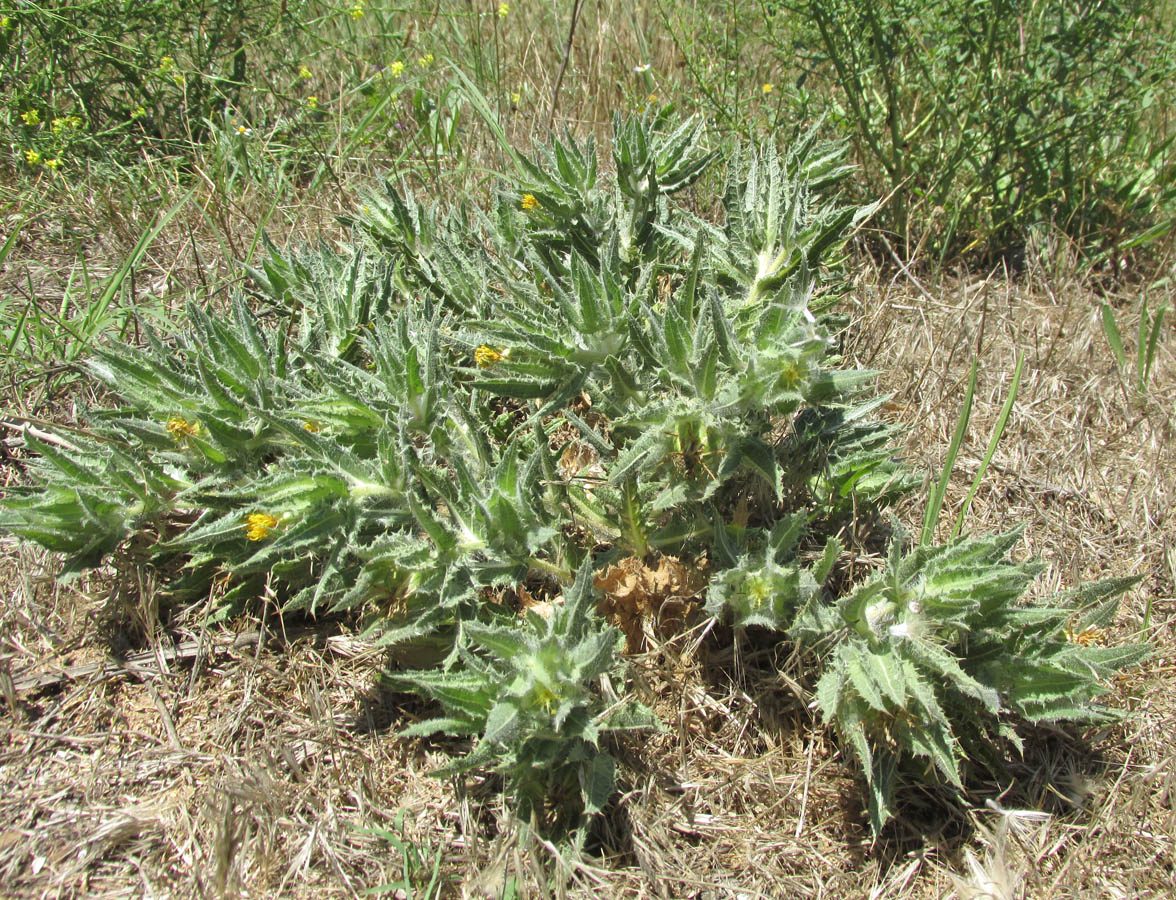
xmin=1 ymin=255 xmax=1173 ymax=899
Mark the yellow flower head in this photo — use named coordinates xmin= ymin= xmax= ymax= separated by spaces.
xmin=166 ymin=415 xmax=200 ymax=440
xmin=52 ymin=117 xmax=69 ymax=133
xmin=45 ymin=158 xmax=62 ymax=171
xmin=302 ymin=420 xmax=321 ymax=432
xmin=158 ymin=55 xmax=175 ymax=73
xmin=418 ymin=52 xmax=434 ymax=68
xmin=510 ymin=91 xmax=521 ymax=106
xmin=24 ymin=149 xmax=40 ymax=165
xmin=20 ymin=109 xmax=40 ymax=126
xmin=762 ymin=82 xmax=773 ymax=94
xmin=244 ymin=512 xmax=279 ymax=541
xmin=299 ymin=64 xmax=312 ymax=79
xmin=348 ymin=1 xmax=364 ymax=18
xmin=305 ymin=95 xmax=318 ymax=110
xmin=0 ymin=15 xmax=12 ymax=29
xmin=474 ymin=345 xmax=504 ymax=367
xmin=498 ymin=2 xmax=509 ymax=17
xmin=520 ymin=193 xmax=539 ymax=211
xmin=131 ymin=106 xmax=147 ymax=119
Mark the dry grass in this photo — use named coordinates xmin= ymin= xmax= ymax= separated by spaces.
xmin=3 ymin=4 xmax=1173 ymax=894
xmin=2 ymin=244 xmax=1173 ymax=898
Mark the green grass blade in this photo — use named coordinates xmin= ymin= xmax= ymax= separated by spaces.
xmin=0 ymin=217 xmax=24 ymax=268
xmin=1100 ymin=301 xmax=1127 ymax=369
xmin=77 ymin=187 xmax=195 ymax=349
xmin=922 ymin=358 xmax=977 ymax=545
xmin=1142 ymin=304 xmax=1167 ymax=391
xmin=951 ymin=351 xmax=1024 ymax=539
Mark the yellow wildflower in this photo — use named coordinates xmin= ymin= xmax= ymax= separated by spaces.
xmin=20 ymin=109 xmax=40 ymax=126
xmin=474 ymin=345 xmax=504 ymax=367
xmin=244 ymin=512 xmax=279 ymax=541
xmin=498 ymin=2 xmax=509 ymax=17
xmin=520 ymin=193 xmax=539 ymax=211
xmin=762 ymin=82 xmax=773 ymax=94
xmin=389 ymin=60 xmax=405 ymax=77
xmin=49 ymin=116 xmax=81 ymax=133
xmin=166 ymin=415 xmax=200 ymax=440
xmin=0 ymin=15 xmax=11 ymax=29
xmin=303 ymin=421 xmax=321 ymax=432
xmin=158 ymin=56 xmax=175 ymax=73
xmin=348 ymin=1 xmax=364 ymax=18
xmin=510 ymin=91 xmax=521 ymax=106
xmin=299 ymin=64 xmax=312 ymax=79
xmin=418 ymin=52 xmax=434 ymax=68
xmin=24 ymin=149 xmax=40 ymax=165
xmin=44 ymin=158 xmax=62 ymax=171
xmin=306 ymin=95 xmax=318 ymax=110
xmin=131 ymin=106 xmax=147 ymax=119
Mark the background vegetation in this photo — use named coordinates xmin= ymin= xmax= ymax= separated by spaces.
xmin=1 ymin=2 xmax=1173 ymax=898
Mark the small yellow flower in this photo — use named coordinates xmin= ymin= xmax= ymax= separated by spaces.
xmin=24 ymin=149 xmax=40 ymax=165
xmin=303 ymin=420 xmax=321 ymax=432
xmin=520 ymin=192 xmax=539 ymax=211
xmin=158 ymin=55 xmax=175 ymax=73
xmin=20 ymin=109 xmax=40 ymax=126
xmin=306 ymin=95 xmax=318 ymax=110
xmin=418 ymin=52 xmax=434 ymax=68
xmin=510 ymin=91 xmax=521 ymax=106
xmin=497 ymin=2 xmax=509 ymax=17
xmin=762 ymin=82 xmax=773 ymax=94
xmin=49 ymin=116 xmax=82 ymax=133
xmin=131 ymin=106 xmax=147 ymax=119
xmin=298 ymin=64 xmax=312 ymax=79
xmin=348 ymin=1 xmax=364 ymax=18
xmin=474 ymin=345 xmax=504 ymax=367
xmin=166 ymin=415 xmax=200 ymax=440
xmin=389 ymin=60 xmax=405 ymax=77
xmin=0 ymin=15 xmax=11 ymax=29
xmin=244 ymin=512 xmax=279 ymax=541
xmin=44 ymin=158 xmax=62 ymax=171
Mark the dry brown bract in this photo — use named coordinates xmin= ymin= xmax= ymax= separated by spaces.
xmin=594 ymin=555 xmax=706 ymax=653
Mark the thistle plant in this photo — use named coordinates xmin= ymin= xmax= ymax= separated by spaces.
xmin=789 ymin=522 xmax=1148 ymax=834
xmin=0 ymin=108 xmax=1146 ymax=837
xmin=704 ymin=511 xmax=841 ymax=630
xmin=389 ymin=561 xmax=655 ymax=838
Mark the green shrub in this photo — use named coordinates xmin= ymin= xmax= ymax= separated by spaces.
xmin=763 ymin=0 xmax=1176 ymax=262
